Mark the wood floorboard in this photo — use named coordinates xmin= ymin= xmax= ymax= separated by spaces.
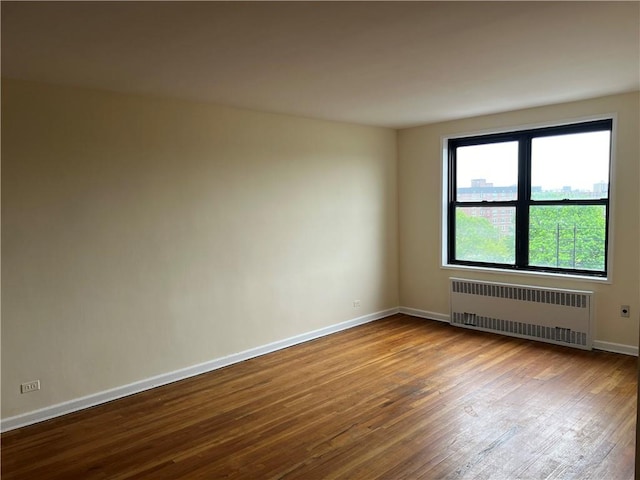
xmin=1 ymin=314 xmax=636 ymax=479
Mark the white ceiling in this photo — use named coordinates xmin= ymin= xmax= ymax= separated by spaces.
xmin=2 ymin=1 xmax=639 ymax=128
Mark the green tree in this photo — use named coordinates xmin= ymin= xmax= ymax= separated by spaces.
xmin=455 ymin=210 xmax=514 ymax=264
xmin=529 ymin=205 xmax=605 ymax=270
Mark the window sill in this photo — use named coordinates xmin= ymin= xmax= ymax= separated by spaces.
xmin=441 ymin=263 xmax=611 ymax=285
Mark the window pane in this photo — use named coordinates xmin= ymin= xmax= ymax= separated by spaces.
xmin=531 ymin=131 xmax=610 ymax=200
xmin=456 ymin=142 xmax=518 ymax=201
xmin=455 ymin=207 xmax=515 ymax=264
xmin=529 ymin=205 xmax=606 ymax=271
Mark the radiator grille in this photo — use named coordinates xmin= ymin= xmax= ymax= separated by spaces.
xmin=451 ymin=279 xmax=589 ymax=308
xmin=450 ymin=278 xmax=592 ymax=350
xmin=451 ymin=312 xmax=588 ymax=346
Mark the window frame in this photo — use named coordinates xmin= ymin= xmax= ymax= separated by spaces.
xmin=446 ymin=118 xmax=613 ymax=278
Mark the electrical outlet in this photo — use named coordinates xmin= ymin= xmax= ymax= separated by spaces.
xmin=621 ymin=305 xmax=631 ymax=318
xmin=20 ymin=380 xmax=40 ymax=394
xmin=353 ymin=300 xmax=361 ymax=309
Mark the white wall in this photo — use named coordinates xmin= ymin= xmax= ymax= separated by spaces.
xmin=1 ymin=79 xmax=399 ymax=419
xmin=398 ymin=92 xmax=640 ymax=349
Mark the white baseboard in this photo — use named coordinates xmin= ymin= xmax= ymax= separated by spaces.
xmin=1 ymin=307 xmax=400 ymax=432
xmin=399 ymin=307 xmax=639 ymax=357
xmin=592 ymin=340 xmax=638 ymax=356
xmin=399 ymin=306 xmax=450 ymax=323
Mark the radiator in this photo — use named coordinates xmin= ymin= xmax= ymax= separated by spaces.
xmin=449 ymin=278 xmax=593 ymax=350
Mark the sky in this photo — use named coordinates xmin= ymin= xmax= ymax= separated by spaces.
xmin=456 ymin=131 xmax=611 ymax=192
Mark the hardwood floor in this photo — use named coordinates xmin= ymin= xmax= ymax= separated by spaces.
xmin=2 ymin=314 xmax=637 ymax=479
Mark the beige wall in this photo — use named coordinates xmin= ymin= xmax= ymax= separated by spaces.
xmin=398 ymin=92 xmax=640 ymax=347
xmin=1 ymin=79 xmax=399 ymax=418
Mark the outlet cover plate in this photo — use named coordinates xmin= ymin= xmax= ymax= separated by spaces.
xmin=21 ymin=380 xmax=40 ymax=394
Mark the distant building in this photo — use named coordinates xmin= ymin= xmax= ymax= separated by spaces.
xmin=593 ymin=182 xmax=608 ymax=194
xmin=471 ymin=179 xmax=493 ymax=188
xmin=458 ymin=180 xmax=538 ymax=235
xmin=458 ymin=178 xmax=604 ymax=235
xmin=457 ymin=181 xmax=518 ymax=234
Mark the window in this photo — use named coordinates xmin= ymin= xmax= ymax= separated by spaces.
xmin=447 ymin=119 xmax=612 ymax=277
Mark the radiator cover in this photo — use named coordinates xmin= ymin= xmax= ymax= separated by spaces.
xmin=450 ymin=278 xmax=593 ymax=350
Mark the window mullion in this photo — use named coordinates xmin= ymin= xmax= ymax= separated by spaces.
xmin=516 ymin=137 xmax=531 ymax=268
